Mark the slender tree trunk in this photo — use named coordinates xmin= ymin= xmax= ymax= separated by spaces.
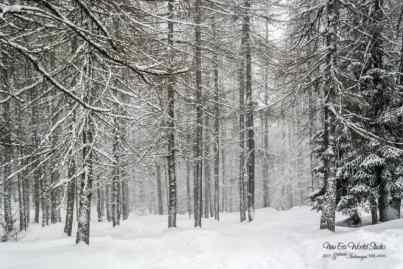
xmin=186 ymin=159 xmax=192 ymax=217
xmin=41 ymin=171 xmax=50 ymax=227
xmin=370 ymin=193 xmax=378 ymax=224
xmin=31 ymin=86 xmax=41 ymax=224
xmin=106 ymin=184 xmax=112 ymax=222
xmin=212 ymin=12 xmax=220 ymax=221
xmin=239 ymin=54 xmax=247 ymax=223
xmin=167 ymin=0 xmax=177 ymax=228
xmin=51 ymin=97 xmax=61 ymax=224
xmin=112 ymin=118 xmax=121 ymax=227
xmin=16 ymin=101 xmax=26 ymax=231
xmin=76 ymin=116 xmax=94 ymax=244
xmin=64 ymin=156 xmax=76 ymax=236
xmin=156 ymin=163 xmax=164 ymax=215
xmin=97 ymin=181 xmax=104 ymax=222
xmin=2 ymin=73 xmax=13 ymax=237
xmin=194 ymin=0 xmax=203 ymax=227
xmin=221 ymin=142 xmax=226 ymax=213
xmin=262 ymin=7 xmax=270 ymax=208
xmin=76 ymin=51 xmax=95 ymax=244
xmin=204 ymin=115 xmax=211 ymax=219
xmin=242 ymin=0 xmax=255 ymax=222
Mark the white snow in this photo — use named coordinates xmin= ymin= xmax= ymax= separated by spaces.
xmin=2 ymin=207 xmax=403 ymax=269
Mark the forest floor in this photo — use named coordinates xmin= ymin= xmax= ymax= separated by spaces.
xmin=2 ymin=206 xmax=403 ymax=269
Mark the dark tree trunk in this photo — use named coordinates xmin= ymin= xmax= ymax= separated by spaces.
xmin=2 ymin=74 xmax=13 ymax=237
xmin=204 ymin=115 xmax=211 ymax=219
xmin=320 ymin=0 xmax=339 ymax=232
xmin=106 ymin=184 xmax=112 ymax=222
xmin=156 ymin=163 xmax=164 ymax=215
xmin=31 ymin=86 xmax=41 ymax=224
xmin=193 ymin=0 xmax=203 ymax=228
xmin=186 ymin=160 xmax=192 ymax=217
xmin=64 ymin=157 xmax=76 ymax=236
xmin=97 ymin=181 xmax=104 ymax=222
xmin=121 ymin=178 xmax=129 ymax=221
xmin=167 ymin=0 xmax=177 ymax=228
xmin=239 ymin=54 xmax=247 ymax=223
xmin=112 ymin=118 xmax=121 ymax=227
xmin=242 ymin=0 xmax=255 ymax=222
xmin=76 ymin=116 xmax=94 ymax=245
xmin=370 ymin=193 xmax=378 ymax=224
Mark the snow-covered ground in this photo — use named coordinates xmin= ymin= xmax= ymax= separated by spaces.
xmin=2 ymin=207 xmax=403 ymax=269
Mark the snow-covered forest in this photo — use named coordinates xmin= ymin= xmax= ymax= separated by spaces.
xmin=1 ymin=0 xmax=403 ymax=268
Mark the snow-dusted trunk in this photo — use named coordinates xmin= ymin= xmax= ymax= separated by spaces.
xmin=121 ymin=177 xmax=129 ymax=221
xmin=106 ymin=184 xmax=112 ymax=222
xmin=204 ymin=114 xmax=211 ymax=219
xmin=213 ymin=17 xmax=220 ymax=220
xmin=156 ymin=163 xmax=164 ymax=215
xmin=112 ymin=118 xmax=121 ymax=227
xmin=262 ymin=8 xmax=270 ymax=208
xmin=51 ymin=91 xmax=62 ymax=224
xmin=186 ymin=159 xmax=192 ymax=217
xmin=239 ymin=51 xmax=247 ymax=223
xmin=31 ymin=87 xmax=41 ymax=224
xmin=167 ymin=0 xmax=177 ymax=228
xmin=16 ymin=101 xmax=27 ymax=231
xmin=76 ymin=52 xmax=95 ymax=244
xmin=243 ymin=0 xmax=255 ymax=222
xmin=76 ymin=114 xmax=94 ymax=244
xmin=194 ymin=0 xmax=203 ymax=227
xmin=64 ymin=80 xmax=77 ymax=234
xmin=64 ymin=156 xmax=76 ymax=236
xmin=2 ymin=75 xmax=13 ymax=238
xmin=320 ymin=0 xmax=339 ymax=232
xmin=221 ymin=140 xmax=226 ymax=213
xmin=96 ymin=181 xmax=105 ymax=222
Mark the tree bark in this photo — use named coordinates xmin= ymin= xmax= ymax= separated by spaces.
xmin=204 ymin=115 xmax=211 ymax=219
xmin=194 ymin=0 xmax=203 ymax=227
xmin=167 ymin=0 xmax=177 ymax=228
xmin=320 ymin=0 xmax=339 ymax=232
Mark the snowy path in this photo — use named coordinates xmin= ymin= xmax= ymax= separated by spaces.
xmin=2 ymin=207 xmax=403 ymax=269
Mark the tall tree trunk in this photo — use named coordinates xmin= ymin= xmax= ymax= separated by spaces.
xmin=2 ymin=68 xmax=13 ymax=237
xmin=76 ymin=51 xmax=95 ymax=244
xmin=204 ymin=115 xmax=211 ymax=219
xmin=212 ymin=12 xmax=220 ymax=221
xmin=194 ymin=0 xmax=203 ymax=227
xmin=167 ymin=0 xmax=177 ymax=228
xmin=221 ymin=141 xmax=226 ymax=213
xmin=76 ymin=115 xmax=94 ymax=244
xmin=51 ymin=93 xmax=61 ymax=224
xmin=320 ymin=0 xmax=339 ymax=232
xmin=239 ymin=52 xmax=247 ymax=223
xmin=31 ymin=86 xmax=41 ymax=224
xmin=261 ymin=0 xmax=271 ymax=209
xmin=112 ymin=118 xmax=121 ymax=227
xmin=16 ymin=101 xmax=26 ymax=231
xmin=242 ymin=0 xmax=255 ymax=222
